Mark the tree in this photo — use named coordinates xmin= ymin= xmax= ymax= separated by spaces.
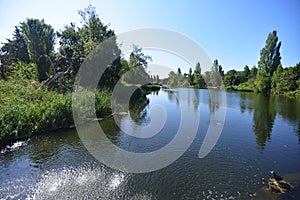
xmin=177 ymin=67 xmax=182 ymax=75
xmin=21 ymin=19 xmax=55 ymax=64
xmin=54 ymin=5 xmax=121 ymax=90
xmin=20 ymin=19 xmax=55 ymax=81
xmin=56 ymin=23 xmax=85 ymax=73
xmin=194 ymin=73 xmax=206 ymax=88
xmin=37 ymin=55 xmax=52 ymax=81
xmin=156 ymin=75 xmax=160 ymax=83
xmin=195 ymin=62 xmax=201 ymax=74
xmin=1 ymin=26 xmax=30 ymax=64
xmin=218 ymin=65 xmax=224 ymax=77
xmin=257 ymin=30 xmax=281 ymax=93
xmin=185 ymin=67 xmax=194 ymax=86
xmin=272 ymin=65 xmax=298 ymax=93
xmin=122 ymin=46 xmax=151 ymax=84
xmin=167 ymin=71 xmax=178 ymax=87
xmin=250 ymin=65 xmax=258 ymax=79
xmin=209 ymin=59 xmax=223 ymax=87
xmin=243 ymin=65 xmax=250 ymax=81
xmin=224 ymin=69 xmax=238 ymax=86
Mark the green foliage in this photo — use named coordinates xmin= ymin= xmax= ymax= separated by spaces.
xmin=11 ymin=61 xmax=37 ymax=80
xmin=1 ymin=26 xmax=30 ymax=64
xmin=250 ymin=66 xmax=258 ymax=79
xmin=121 ymin=47 xmax=151 ymax=85
xmin=167 ymin=70 xmax=188 ymax=87
xmin=224 ymin=70 xmax=239 ymax=86
xmin=0 ymin=79 xmax=71 ymax=144
xmin=205 ymin=59 xmax=223 ymax=87
xmin=0 ymin=79 xmax=112 ymax=144
xmin=193 ymin=73 xmax=206 ymax=88
xmin=195 ymin=62 xmax=201 ymax=74
xmin=21 ymin=18 xmax=55 ymax=64
xmin=56 ymin=5 xmax=121 ymax=90
xmin=37 ymin=55 xmax=52 ymax=81
xmin=243 ymin=65 xmax=250 ymax=81
xmin=257 ymin=30 xmax=281 ymax=93
xmin=56 ymin=23 xmax=84 ymax=73
xmin=272 ymin=66 xmax=298 ymax=94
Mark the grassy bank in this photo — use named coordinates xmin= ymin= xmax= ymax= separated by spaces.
xmin=0 ymin=78 xmax=159 ymax=146
xmin=0 ymin=79 xmax=111 ymax=146
xmin=225 ymin=85 xmax=256 ymax=92
xmin=225 ymin=84 xmax=300 ymax=97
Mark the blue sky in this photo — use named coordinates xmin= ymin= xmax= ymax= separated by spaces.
xmin=0 ymin=0 xmax=299 ymax=73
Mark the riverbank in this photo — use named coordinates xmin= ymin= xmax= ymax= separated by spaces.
xmin=0 ymin=79 xmax=160 ymax=147
xmin=225 ymin=84 xmax=300 ymax=97
xmin=0 ymin=79 xmax=111 ymax=147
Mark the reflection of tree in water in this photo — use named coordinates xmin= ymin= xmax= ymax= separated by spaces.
xmin=239 ymin=92 xmax=254 ymax=114
xmin=273 ymin=96 xmax=300 ymax=142
xmin=252 ymin=94 xmax=276 ymax=147
xmin=297 ymin=122 xmax=300 ymax=143
xmin=240 ymin=93 xmax=300 ymax=146
xmin=208 ymin=89 xmax=220 ymax=114
xmin=192 ymin=89 xmax=200 ymax=110
xmin=129 ymin=94 xmax=150 ymax=124
xmin=166 ymin=90 xmax=179 ymax=106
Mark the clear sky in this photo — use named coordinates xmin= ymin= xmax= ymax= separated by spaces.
xmin=0 ymin=0 xmax=299 ymax=73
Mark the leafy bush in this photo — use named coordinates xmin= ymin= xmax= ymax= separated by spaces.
xmin=11 ymin=61 xmax=37 ymax=80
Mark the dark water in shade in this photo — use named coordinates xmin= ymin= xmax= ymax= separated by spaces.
xmin=1 ymin=88 xmax=300 ymax=199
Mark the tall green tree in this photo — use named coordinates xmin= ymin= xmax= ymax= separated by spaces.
xmin=193 ymin=62 xmax=206 ymax=88
xmin=56 ymin=23 xmax=85 ymax=73
xmin=21 ymin=19 xmax=55 ymax=81
xmin=209 ymin=59 xmax=223 ymax=87
xmin=122 ymin=46 xmax=151 ymax=84
xmin=257 ymin=30 xmax=281 ymax=93
xmin=250 ymin=65 xmax=258 ymax=79
xmin=185 ymin=67 xmax=194 ymax=86
xmin=78 ymin=5 xmax=114 ymax=53
xmin=1 ymin=26 xmax=30 ymax=64
xmin=21 ymin=19 xmax=55 ymax=63
xmin=243 ymin=65 xmax=250 ymax=81
xmin=195 ymin=62 xmax=201 ymax=74
xmin=194 ymin=73 xmax=206 ymax=88
xmin=55 ymin=5 xmax=121 ymax=90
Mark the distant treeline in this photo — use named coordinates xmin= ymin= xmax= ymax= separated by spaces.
xmin=164 ymin=31 xmax=300 ymax=95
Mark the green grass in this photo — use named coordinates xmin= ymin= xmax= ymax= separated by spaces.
xmin=0 ymin=79 xmax=112 ymax=145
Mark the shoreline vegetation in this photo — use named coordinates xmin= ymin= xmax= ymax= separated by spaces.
xmin=0 ymin=5 xmax=299 ymax=146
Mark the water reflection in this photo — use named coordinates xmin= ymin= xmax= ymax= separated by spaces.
xmin=239 ymin=93 xmax=300 ymax=147
xmin=253 ymin=94 xmax=276 ymax=147
xmin=128 ymin=96 xmax=150 ymax=124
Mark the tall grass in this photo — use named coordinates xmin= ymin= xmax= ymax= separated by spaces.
xmin=0 ymin=78 xmax=111 ymax=145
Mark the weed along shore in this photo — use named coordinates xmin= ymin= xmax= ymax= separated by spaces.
xmin=0 ymin=78 xmax=159 ymax=147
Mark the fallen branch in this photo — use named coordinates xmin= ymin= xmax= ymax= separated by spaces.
xmin=43 ymin=67 xmax=72 ymax=86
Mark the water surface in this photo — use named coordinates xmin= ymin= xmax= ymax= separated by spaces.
xmin=1 ymin=89 xmax=300 ymax=199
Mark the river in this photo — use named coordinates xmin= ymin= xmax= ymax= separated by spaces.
xmin=1 ymin=88 xmax=300 ymax=199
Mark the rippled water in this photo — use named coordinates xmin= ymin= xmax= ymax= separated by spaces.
xmin=1 ymin=89 xmax=300 ymax=199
